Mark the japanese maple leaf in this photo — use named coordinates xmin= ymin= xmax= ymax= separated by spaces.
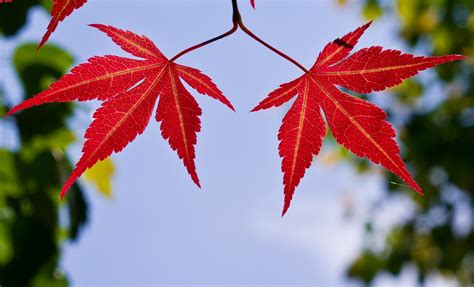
xmin=251 ymin=22 xmax=464 ymax=216
xmin=7 ymin=24 xmax=234 ymax=197
xmin=38 ymin=0 xmax=88 ymax=48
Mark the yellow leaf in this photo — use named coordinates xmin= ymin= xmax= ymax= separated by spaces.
xmin=84 ymin=158 xmax=115 ymax=198
xmin=335 ymin=0 xmax=348 ymax=6
xmin=363 ymin=0 xmax=383 ymax=20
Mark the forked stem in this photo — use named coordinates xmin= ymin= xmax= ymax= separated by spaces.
xmin=238 ymin=23 xmax=309 ymax=73
xmin=170 ymin=0 xmax=242 ymax=62
xmin=170 ymin=23 xmax=238 ymax=62
xmin=232 ymin=0 xmax=308 ymax=73
xmin=172 ymin=0 xmax=309 ymax=74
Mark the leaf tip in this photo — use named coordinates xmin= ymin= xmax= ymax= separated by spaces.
xmin=36 ymin=35 xmax=49 ymax=50
xmin=227 ymin=103 xmax=236 ymax=112
xmin=89 ymin=23 xmax=104 ymax=30
xmin=60 ymin=173 xmax=80 ymax=200
xmin=359 ymin=20 xmax=373 ymax=33
xmin=60 ymin=189 xmax=67 ymax=200
xmin=414 ymin=186 xmax=424 ymax=196
xmin=250 ymin=106 xmax=260 ymax=112
xmin=5 ymin=107 xmax=19 ymax=117
xmin=281 ymin=186 xmax=295 ymax=217
xmin=89 ymin=24 xmax=113 ymax=36
xmin=189 ymin=171 xmax=201 ymax=189
xmin=401 ymin=179 xmax=423 ymax=196
xmin=452 ymin=54 xmax=468 ymax=61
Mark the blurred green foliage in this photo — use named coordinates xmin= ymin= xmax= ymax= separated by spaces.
xmin=1 ymin=2 xmax=89 ymax=286
xmin=0 ymin=0 xmax=52 ymax=37
xmin=339 ymin=0 xmax=474 ymax=285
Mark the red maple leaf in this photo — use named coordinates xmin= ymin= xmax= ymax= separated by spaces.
xmin=7 ymin=24 xmax=234 ymax=197
xmin=38 ymin=0 xmax=88 ymax=48
xmin=252 ymin=22 xmax=464 ymax=216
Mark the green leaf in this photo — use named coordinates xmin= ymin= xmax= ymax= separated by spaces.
xmin=14 ymin=43 xmax=73 ymax=78
xmin=397 ymin=0 xmax=420 ymax=28
xmin=0 ymin=149 xmax=21 ymax=199
xmin=13 ymin=44 xmax=75 ymax=143
xmin=19 ymin=129 xmax=76 ymax=162
xmin=0 ymin=224 xmax=13 ymax=265
xmin=30 ymin=257 xmax=69 ymax=287
xmin=0 ymin=0 xmax=40 ymax=37
xmin=40 ymin=0 xmax=53 ymax=12
xmin=363 ymin=0 xmax=383 ymax=20
xmin=0 ymin=89 xmax=7 ymax=116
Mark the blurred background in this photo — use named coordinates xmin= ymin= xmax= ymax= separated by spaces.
xmin=0 ymin=0 xmax=472 ymax=286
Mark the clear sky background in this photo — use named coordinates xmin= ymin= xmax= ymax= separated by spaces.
xmin=0 ymin=0 xmax=457 ymax=286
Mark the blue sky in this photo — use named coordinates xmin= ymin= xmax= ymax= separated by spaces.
xmin=0 ymin=0 xmax=458 ymax=286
